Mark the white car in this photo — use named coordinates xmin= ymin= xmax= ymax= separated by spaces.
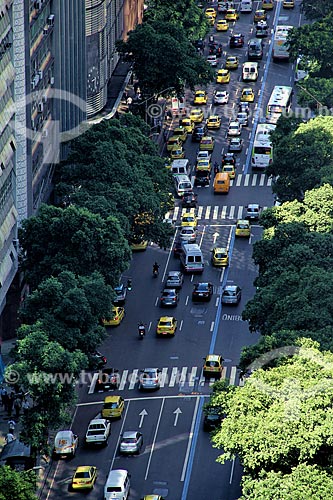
xmin=179 ymin=227 xmax=197 ymax=242
xmin=207 ymin=55 xmax=218 ymax=67
xmin=196 ymin=150 xmax=211 ymax=161
xmin=236 ymin=112 xmax=248 ymax=127
xmin=214 ymin=90 xmax=229 ymax=105
xmin=227 ymin=121 xmax=242 ymax=136
xmin=85 ymin=418 xmax=111 ymax=446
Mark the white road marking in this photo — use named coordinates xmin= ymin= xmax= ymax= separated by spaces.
xmin=229 ymin=366 xmax=237 ymax=386
xmin=129 ymin=369 xmax=138 ymax=390
xmin=213 ymin=206 xmax=219 ymax=220
xmin=145 ymin=399 xmax=165 ymax=480
xmin=160 ymin=367 xmax=168 ymax=388
xmin=181 ymin=396 xmax=200 ymax=482
xmin=169 ymin=367 xmax=178 ymax=387
xmin=119 ymin=369 xmax=128 ymax=391
xmin=88 ymin=372 xmax=98 ymax=394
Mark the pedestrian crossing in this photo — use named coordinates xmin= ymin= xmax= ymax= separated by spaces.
xmin=88 ymin=365 xmax=242 ymax=394
xmin=165 ymin=205 xmax=268 ymax=222
xmin=190 ymin=173 xmax=272 ymax=188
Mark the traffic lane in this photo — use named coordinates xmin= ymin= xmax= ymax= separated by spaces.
xmin=43 ymin=402 xmax=126 ymax=500
xmin=186 ymin=416 xmax=242 ymax=500
xmin=108 ymin=396 xmax=200 ymax=499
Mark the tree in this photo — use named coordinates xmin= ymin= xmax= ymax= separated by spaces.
xmin=116 ymin=21 xmax=214 ymax=97
xmin=144 ymin=0 xmax=208 ymax=41
xmin=296 ymin=77 xmax=333 ymax=110
xmin=211 ymin=340 xmax=333 ymax=476
xmin=241 ymin=464 xmax=333 ymax=500
xmin=0 ymin=466 xmax=37 ymax=500
xmin=19 ymin=271 xmax=110 ymax=354
xmin=19 ymin=204 xmax=131 ymax=288
xmin=55 ymin=119 xmax=173 ymax=248
xmin=10 ymin=325 xmax=86 ymax=453
xmin=300 ymin=0 xmax=333 ymax=20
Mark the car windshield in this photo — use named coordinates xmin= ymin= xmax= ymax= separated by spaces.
xmin=143 ymin=370 xmax=157 ymax=378
xmin=207 ymin=361 xmax=219 ymax=367
xmin=224 ymin=289 xmax=236 ymax=296
xmin=75 ymin=472 xmax=90 ymax=479
xmin=160 ymin=320 xmax=172 ymax=326
xmin=122 ymin=437 xmax=137 ymax=443
xmin=104 ymin=402 xmax=119 ymax=409
xmin=216 ymin=252 xmax=227 ymax=258
xmin=197 ymin=283 xmax=209 ymax=291
xmin=237 ymin=223 xmax=249 ymax=229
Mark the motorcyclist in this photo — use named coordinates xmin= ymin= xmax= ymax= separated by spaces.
xmin=214 ymin=161 xmax=219 ymax=176
xmin=138 ymin=322 xmax=145 ymax=337
xmin=153 ymin=262 xmax=160 ymax=274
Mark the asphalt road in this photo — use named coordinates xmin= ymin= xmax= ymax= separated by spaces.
xmin=41 ymin=2 xmax=304 ymax=500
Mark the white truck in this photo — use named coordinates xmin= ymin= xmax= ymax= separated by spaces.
xmin=240 ymin=0 xmax=252 ymax=12
xmin=85 ymin=418 xmax=111 ymax=446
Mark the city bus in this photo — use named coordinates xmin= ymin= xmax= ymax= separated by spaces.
xmin=272 ymin=25 xmax=293 ymax=61
xmin=266 ymin=85 xmax=293 ymax=124
xmin=251 ymin=123 xmax=276 ymax=170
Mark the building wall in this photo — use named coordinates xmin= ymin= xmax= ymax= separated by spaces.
xmin=123 ymin=0 xmax=144 ymax=40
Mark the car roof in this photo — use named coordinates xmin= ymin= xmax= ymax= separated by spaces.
xmin=168 ymin=270 xmax=181 ymax=276
xmin=88 ymin=418 xmax=108 ymax=426
xmin=237 ymin=219 xmax=249 ymax=224
xmin=114 ymin=284 xmax=124 ymax=291
xmin=247 ymin=203 xmax=260 ymax=209
xmin=122 ymin=430 xmax=139 ymax=439
xmin=214 ymin=247 xmax=228 ymax=252
xmin=206 ymin=354 xmax=221 ymax=362
xmin=106 ymin=469 xmax=129 ymax=482
xmin=75 ymin=466 xmax=93 ymax=473
xmin=104 ymin=395 xmax=122 ymax=403
xmin=159 ymin=316 xmax=174 ymax=321
xmin=55 ymin=430 xmax=73 ymax=439
xmin=143 ymin=367 xmax=159 ymax=372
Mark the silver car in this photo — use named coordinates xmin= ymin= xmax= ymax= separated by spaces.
xmin=222 ymin=285 xmax=242 ymax=305
xmin=119 ymin=431 xmax=143 ymax=455
xmin=139 ymin=368 xmax=161 ymax=390
xmin=179 ymin=227 xmax=197 ymax=243
xmin=165 ymin=271 xmax=184 ymax=289
xmin=245 ymin=204 xmax=261 ymax=221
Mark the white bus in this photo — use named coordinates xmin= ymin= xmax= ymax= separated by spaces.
xmin=251 ymin=124 xmax=276 ymax=170
xmin=273 ymin=25 xmax=292 ymax=61
xmin=266 ymin=85 xmax=293 ymax=124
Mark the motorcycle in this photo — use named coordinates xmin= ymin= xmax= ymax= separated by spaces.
xmin=138 ymin=324 xmax=145 ymax=339
xmin=153 ymin=267 xmax=159 ymax=278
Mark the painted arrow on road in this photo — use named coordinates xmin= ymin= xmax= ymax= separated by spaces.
xmin=213 ymin=232 xmax=219 ymax=244
xmin=139 ymin=409 xmax=148 ymax=428
xmin=173 ymin=407 xmax=182 ymax=426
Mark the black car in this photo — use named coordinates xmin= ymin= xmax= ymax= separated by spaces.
xmin=173 ymin=238 xmax=183 ymax=257
xmin=95 ymin=368 xmax=120 ymax=391
xmin=238 ymin=102 xmax=250 ymax=115
xmin=222 ymin=152 xmax=236 ymax=166
xmin=228 ymin=137 xmax=243 ymax=153
xmin=181 ymin=191 xmax=198 ymax=208
xmin=229 ymin=34 xmax=244 ymax=49
xmin=160 ymin=288 xmax=179 ymax=307
xmin=88 ymin=351 xmax=107 ymax=370
xmin=192 ymin=282 xmax=213 ymax=302
xmin=203 ymin=410 xmax=224 ymax=432
xmin=192 ymin=124 xmax=208 ymax=142
xmin=194 ymin=170 xmax=211 ymax=187
xmin=194 ymin=38 xmax=204 ymax=51
xmin=256 ymin=26 xmax=268 ymax=38
xmin=112 ymin=283 xmax=127 ymax=305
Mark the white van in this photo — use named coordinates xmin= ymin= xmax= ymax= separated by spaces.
xmin=240 ymin=0 xmax=252 ymax=12
xmin=171 ymin=159 xmax=190 ymax=177
xmin=174 ymin=174 xmax=192 ymax=197
xmin=104 ymin=469 xmax=130 ymax=500
xmin=180 ymin=243 xmax=204 ymax=273
xmin=242 ymin=62 xmax=259 ymax=82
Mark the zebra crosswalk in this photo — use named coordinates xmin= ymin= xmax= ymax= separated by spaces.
xmin=189 ymin=173 xmax=272 ymax=188
xmin=165 ymin=205 xmax=268 ymax=222
xmin=88 ymin=365 xmax=242 ymax=394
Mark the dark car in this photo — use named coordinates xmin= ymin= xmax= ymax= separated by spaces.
xmin=221 ymin=285 xmax=242 ymax=305
xmin=194 ymin=38 xmax=205 ymax=51
xmin=238 ymin=102 xmax=250 ymax=114
xmin=160 ymin=288 xmax=179 ymax=307
xmin=181 ymin=191 xmax=198 ymax=208
xmin=88 ymin=351 xmax=107 ymax=370
xmin=222 ymin=153 xmax=236 ymax=166
xmin=112 ymin=283 xmax=127 ymax=305
xmin=256 ymin=25 xmax=268 ymax=38
xmin=229 ymin=34 xmax=244 ymax=48
xmin=203 ymin=409 xmax=224 ymax=432
xmin=173 ymin=238 xmax=183 ymax=258
xmin=95 ymin=368 xmax=120 ymax=391
xmin=192 ymin=282 xmax=213 ymax=302
xmin=192 ymin=124 xmax=208 ymax=142
xmin=194 ymin=170 xmax=211 ymax=187
xmin=228 ymin=137 xmax=243 ymax=153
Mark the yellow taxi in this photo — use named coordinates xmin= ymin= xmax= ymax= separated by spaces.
xmin=203 ymin=354 xmax=223 ymax=379
xmin=189 ymin=108 xmax=204 ymax=123
xmin=71 ymin=466 xmax=97 ymax=490
xmin=131 ymin=240 xmax=148 ymax=251
xmin=211 ymin=247 xmax=229 ymax=267
xmin=282 ymin=0 xmax=294 ymax=7
xmin=157 ymin=316 xmax=177 ymax=336
xmin=206 ymin=115 xmax=221 ymax=129
xmin=254 ymin=9 xmax=266 ymax=22
xmin=216 ymin=19 xmax=229 ymax=32
xmin=199 ymin=136 xmax=215 ymax=151
xmin=222 ymin=163 xmax=236 ymax=179
xmin=206 ymin=14 xmax=215 ymax=25
xmin=235 ymin=219 xmax=251 ymax=237
xmin=205 ymin=7 xmax=217 ymax=18
xmin=225 ymin=56 xmax=239 ymax=70
xmin=167 ymin=136 xmax=181 ymax=151
xmin=102 ymin=395 xmax=125 ymax=419
xmin=216 ymin=69 xmax=230 ymax=84
xmin=179 ymin=117 xmax=194 ymax=133
xmin=173 ymin=126 xmax=188 ymax=143
xmin=142 ymin=496 xmax=164 ymax=500
xmin=193 ymin=90 xmax=208 ymax=105
xmin=262 ymin=0 xmax=274 ymax=10
xmin=241 ymin=88 xmax=255 ymax=102
xmin=181 ymin=211 xmax=197 ymax=227
xmin=170 ymin=147 xmax=185 ymax=159
xmin=196 ymin=158 xmax=211 ymax=171
xmin=164 ymin=159 xmax=172 ymax=170
xmin=225 ymin=8 xmax=239 ymax=21
xmin=102 ymin=306 xmax=125 ymax=327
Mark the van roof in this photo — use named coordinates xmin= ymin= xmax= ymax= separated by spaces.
xmin=172 ymin=159 xmax=189 ymax=167
xmin=106 ymin=469 xmax=129 ymax=483
xmin=215 ymin=172 xmax=229 ymax=179
xmin=174 ymin=174 xmax=190 ymax=180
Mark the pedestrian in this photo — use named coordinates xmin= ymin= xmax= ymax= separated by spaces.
xmin=14 ymin=398 xmax=21 ymax=418
xmin=7 ymin=392 xmax=14 ymax=417
xmin=8 ymin=419 xmax=16 ymax=433
xmin=22 ymin=399 xmax=30 ymax=416
xmin=2 ymin=391 xmax=9 ymax=413
xmin=0 ymin=386 xmax=7 ymax=408
xmin=126 ymin=96 xmax=133 ymax=107
xmin=214 ymin=162 xmax=219 ymax=176
xmin=5 ymin=432 xmax=15 ymax=444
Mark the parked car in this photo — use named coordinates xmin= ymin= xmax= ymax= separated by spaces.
xmin=54 ymin=430 xmax=78 ymax=458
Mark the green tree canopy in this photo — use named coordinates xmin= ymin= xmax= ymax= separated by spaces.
xmin=241 ymin=464 xmax=333 ymax=500
xmin=19 ymin=204 xmax=130 ymax=288
xmin=211 ymin=340 xmax=333 ymax=476
xmin=300 ymin=0 xmax=333 ymax=20
xmin=55 ymin=118 xmax=173 ymax=247
xmin=116 ymin=21 xmax=214 ymax=96
xmin=0 ymin=466 xmax=37 ymax=500
xmin=19 ymin=271 xmax=109 ymax=354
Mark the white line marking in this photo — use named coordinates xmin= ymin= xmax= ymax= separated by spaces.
xmin=244 ymin=174 xmax=250 ymax=186
xmin=129 ymin=369 xmax=138 ymax=390
xmin=170 ymin=367 xmax=178 ymax=387
xmin=210 ymin=321 xmax=215 ymax=331
xmin=160 ymin=367 xmax=168 ymax=388
xmin=213 ymin=206 xmax=219 ymax=220
xmin=145 ymin=399 xmax=165 ymax=480
xmin=237 ymin=206 xmax=243 ymax=219
xmin=197 ymin=206 xmax=203 ymax=219
xmin=236 ymin=174 xmax=242 ymax=187
xmin=252 ymin=174 xmax=257 ymax=186
xmin=188 ymin=367 xmax=197 ymax=386
xmin=119 ymin=369 xmax=128 ymax=391
xmin=205 ymin=206 xmax=211 ymax=219
xmin=259 ymin=174 xmax=265 ymax=186
xmin=229 ymin=366 xmax=237 ymax=386
xmin=88 ymin=372 xmax=98 ymax=394
xmin=179 ymin=367 xmax=187 ymax=385
xmin=221 ymin=206 xmax=227 ymax=219
xmin=229 ymin=206 xmax=235 ymax=219
xmin=181 ymin=396 xmax=200 ymax=482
